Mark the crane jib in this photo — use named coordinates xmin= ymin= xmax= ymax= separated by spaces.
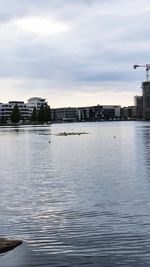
xmin=133 ymin=64 xmax=150 ymax=81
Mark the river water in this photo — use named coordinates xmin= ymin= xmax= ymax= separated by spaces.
xmin=0 ymin=121 xmax=150 ymax=266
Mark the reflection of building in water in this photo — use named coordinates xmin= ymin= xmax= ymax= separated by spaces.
xmin=141 ymin=126 xmax=150 ymax=179
xmin=142 ymin=82 xmax=150 ymax=120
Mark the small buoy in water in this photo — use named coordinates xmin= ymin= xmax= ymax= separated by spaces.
xmin=49 ymin=141 xmax=51 ymax=143
xmin=113 ymin=136 xmax=116 ymax=138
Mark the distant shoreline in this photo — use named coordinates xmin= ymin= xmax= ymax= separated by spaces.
xmin=0 ymin=119 xmax=139 ymax=127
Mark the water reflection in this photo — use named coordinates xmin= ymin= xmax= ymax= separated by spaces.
xmin=0 ymin=125 xmax=51 ymax=135
xmin=142 ymin=126 xmax=150 ymax=165
xmin=137 ymin=125 xmax=150 ymax=179
xmin=1 ymin=122 xmax=150 ymax=266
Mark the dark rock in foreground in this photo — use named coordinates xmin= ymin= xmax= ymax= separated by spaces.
xmin=0 ymin=238 xmax=22 ymax=254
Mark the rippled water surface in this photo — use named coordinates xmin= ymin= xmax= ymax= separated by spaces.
xmin=0 ymin=121 xmax=150 ymax=266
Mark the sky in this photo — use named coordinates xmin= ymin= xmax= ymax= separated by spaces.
xmin=0 ymin=0 xmax=149 ymax=107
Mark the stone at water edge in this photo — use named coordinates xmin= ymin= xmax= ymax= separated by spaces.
xmin=0 ymin=238 xmax=22 ymax=254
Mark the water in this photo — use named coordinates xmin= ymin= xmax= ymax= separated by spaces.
xmin=0 ymin=121 xmax=150 ymax=266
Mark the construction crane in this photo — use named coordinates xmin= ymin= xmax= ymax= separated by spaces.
xmin=133 ymin=64 xmax=150 ymax=81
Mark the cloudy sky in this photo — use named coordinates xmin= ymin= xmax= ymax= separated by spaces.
xmin=0 ymin=0 xmax=149 ymax=107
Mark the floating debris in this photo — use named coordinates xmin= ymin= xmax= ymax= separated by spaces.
xmin=56 ymin=132 xmax=88 ymax=136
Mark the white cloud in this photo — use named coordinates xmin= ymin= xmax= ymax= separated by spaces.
xmin=14 ymin=16 xmax=70 ymax=36
xmin=0 ymin=0 xmax=149 ymax=106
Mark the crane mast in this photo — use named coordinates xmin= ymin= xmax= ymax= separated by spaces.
xmin=133 ymin=64 xmax=150 ymax=81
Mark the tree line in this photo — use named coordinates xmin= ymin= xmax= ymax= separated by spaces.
xmin=10 ymin=104 xmax=51 ymax=123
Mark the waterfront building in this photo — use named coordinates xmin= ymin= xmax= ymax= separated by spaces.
xmin=78 ymin=105 xmax=121 ymax=121
xmin=51 ymin=107 xmax=78 ymax=122
xmin=0 ymin=101 xmax=30 ymax=122
xmin=103 ymin=105 xmax=121 ymax=120
xmin=27 ymin=97 xmax=47 ymax=115
xmin=134 ymin=96 xmax=143 ymax=119
xmin=142 ymin=81 xmax=150 ymax=120
xmin=121 ymin=106 xmax=135 ymax=120
xmin=78 ymin=106 xmax=99 ymax=121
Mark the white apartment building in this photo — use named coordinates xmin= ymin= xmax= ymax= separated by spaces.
xmin=0 ymin=97 xmax=48 ymax=122
xmin=27 ymin=97 xmax=47 ymax=115
xmin=0 ymin=101 xmax=30 ymax=122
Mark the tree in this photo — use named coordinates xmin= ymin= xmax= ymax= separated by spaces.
xmin=45 ymin=105 xmax=51 ymax=122
xmin=38 ymin=104 xmax=46 ymax=122
xmin=10 ymin=105 xmax=21 ymax=123
xmin=31 ymin=107 xmax=37 ymax=122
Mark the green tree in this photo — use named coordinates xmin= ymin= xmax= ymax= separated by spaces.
xmin=31 ymin=107 xmax=37 ymax=122
xmin=38 ymin=104 xmax=46 ymax=123
xmin=10 ymin=105 xmax=21 ymax=123
xmin=45 ymin=105 xmax=51 ymax=122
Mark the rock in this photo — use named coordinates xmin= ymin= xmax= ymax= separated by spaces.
xmin=0 ymin=238 xmax=22 ymax=254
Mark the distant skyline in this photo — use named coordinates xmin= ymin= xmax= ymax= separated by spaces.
xmin=0 ymin=0 xmax=148 ymax=107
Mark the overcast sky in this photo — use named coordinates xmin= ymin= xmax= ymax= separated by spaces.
xmin=0 ymin=0 xmax=149 ymax=107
